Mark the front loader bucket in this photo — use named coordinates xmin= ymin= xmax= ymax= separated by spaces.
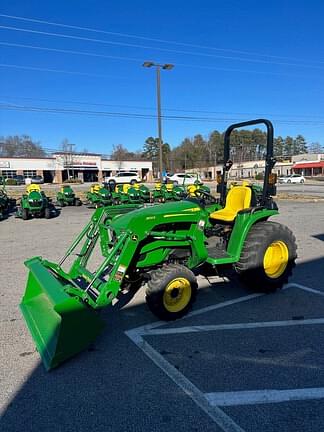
xmin=20 ymin=257 xmax=105 ymax=370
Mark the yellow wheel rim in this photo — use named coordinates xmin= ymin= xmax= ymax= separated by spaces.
xmin=263 ymin=241 xmax=289 ymax=279
xmin=163 ymin=278 xmax=192 ymax=313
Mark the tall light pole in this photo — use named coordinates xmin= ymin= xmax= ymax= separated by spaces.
xmin=143 ymin=61 xmax=174 ymax=182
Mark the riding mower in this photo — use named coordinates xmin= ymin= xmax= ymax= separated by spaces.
xmin=0 ymin=179 xmax=16 ymax=220
xmin=152 ymin=183 xmax=184 ymax=202
xmin=115 ymin=183 xmax=148 ymax=204
xmin=86 ymin=183 xmax=113 ymax=207
xmin=20 ymin=119 xmax=297 ymax=370
xmin=56 ymin=185 xmax=82 ymax=207
xmin=17 ymin=184 xmax=58 ymax=220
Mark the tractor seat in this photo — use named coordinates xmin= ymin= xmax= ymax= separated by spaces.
xmin=187 ymin=184 xmax=198 ymax=196
xmin=210 ymin=186 xmax=252 ymax=222
xmin=26 ymin=184 xmax=41 ymax=193
xmin=123 ymin=184 xmax=131 ymax=193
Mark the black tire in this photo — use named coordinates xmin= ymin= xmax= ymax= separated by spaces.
xmin=22 ymin=208 xmax=29 ymax=220
xmin=235 ymin=221 xmax=297 ymax=292
xmin=287 ymin=179 xmax=291 ymax=183
xmin=74 ymin=198 xmax=82 ymax=206
xmin=145 ymin=264 xmax=198 ymax=320
xmin=300 ymin=179 xmax=304 ymax=184
xmin=130 ymin=179 xmax=137 ymax=185
xmin=44 ymin=207 xmax=51 ymax=219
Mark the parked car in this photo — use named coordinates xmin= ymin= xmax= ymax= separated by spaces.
xmin=31 ymin=175 xmax=44 ymax=184
xmin=104 ymin=171 xmax=141 ymax=185
xmin=279 ymin=174 xmax=305 ymax=184
xmin=168 ymin=173 xmax=202 ymax=185
xmin=12 ymin=175 xmax=25 ymax=185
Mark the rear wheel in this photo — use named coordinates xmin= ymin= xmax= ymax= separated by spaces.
xmin=235 ymin=221 xmax=297 ymax=292
xmin=130 ymin=179 xmax=137 ymax=185
xmin=145 ymin=264 xmax=198 ymax=320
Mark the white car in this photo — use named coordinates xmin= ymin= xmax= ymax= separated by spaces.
xmin=104 ymin=171 xmax=141 ymax=184
xmin=168 ymin=173 xmax=201 ymax=185
xmin=279 ymin=174 xmax=305 ymax=184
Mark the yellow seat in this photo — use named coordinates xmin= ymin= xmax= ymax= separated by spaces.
xmin=26 ymin=184 xmax=41 ymax=193
xmin=123 ymin=184 xmax=130 ymax=193
xmin=166 ymin=184 xmax=174 ymax=191
xmin=155 ymin=183 xmax=161 ymax=191
xmin=187 ymin=184 xmax=198 ymax=196
xmin=210 ymin=186 xmax=252 ymax=222
xmin=90 ymin=184 xmax=101 ymax=193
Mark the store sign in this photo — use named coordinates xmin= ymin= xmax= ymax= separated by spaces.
xmin=81 ymin=161 xmax=97 ymax=166
xmin=0 ymin=161 xmax=10 ymax=168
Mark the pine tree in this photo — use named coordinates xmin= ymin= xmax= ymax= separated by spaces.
xmin=293 ymin=135 xmax=308 ymax=155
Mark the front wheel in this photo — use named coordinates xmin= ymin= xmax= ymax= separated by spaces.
xmin=44 ymin=207 xmax=51 ymax=219
xmin=235 ymin=221 xmax=297 ymax=292
xmin=22 ymin=208 xmax=29 ymax=220
xmin=145 ymin=264 xmax=198 ymax=320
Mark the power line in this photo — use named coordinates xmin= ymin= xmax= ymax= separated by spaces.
xmin=1 ymin=102 xmax=324 ymax=126
xmin=1 ymin=24 xmax=324 ymax=70
xmin=2 ymin=95 xmax=324 ymax=120
xmin=1 ymin=13 xmax=324 ymax=66
xmin=0 ymin=63 xmax=118 ymax=78
xmin=0 ymin=42 xmax=314 ymax=78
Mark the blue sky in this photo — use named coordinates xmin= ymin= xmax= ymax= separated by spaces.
xmin=1 ymin=0 xmax=324 ymax=154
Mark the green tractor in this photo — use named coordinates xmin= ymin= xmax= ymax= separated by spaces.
xmin=86 ymin=183 xmax=113 ymax=207
xmin=20 ymin=119 xmax=297 ymax=370
xmin=17 ymin=184 xmax=58 ymax=220
xmin=56 ymin=185 xmax=82 ymax=207
xmin=0 ymin=179 xmax=16 ymax=220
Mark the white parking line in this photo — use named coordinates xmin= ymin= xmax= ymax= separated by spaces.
xmin=128 ymin=292 xmax=264 ymax=335
xmin=125 ymin=283 xmax=324 ymax=432
xmin=205 ymin=388 xmax=324 ymax=406
xmin=140 ymin=318 xmax=324 ymax=337
xmin=125 ymin=329 xmax=246 ymax=432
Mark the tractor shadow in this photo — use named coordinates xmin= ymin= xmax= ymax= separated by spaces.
xmin=1 ymin=257 xmax=324 ymax=432
xmin=313 ymin=233 xmax=324 ymax=242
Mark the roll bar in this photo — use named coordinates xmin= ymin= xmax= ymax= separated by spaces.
xmin=220 ymin=119 xmax=276 ymax=206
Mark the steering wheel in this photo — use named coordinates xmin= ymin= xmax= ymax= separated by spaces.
xmin=193 ymin=188 xmax=218 ymax=204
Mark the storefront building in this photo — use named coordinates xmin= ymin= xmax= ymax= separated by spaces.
xmin=292 ymin=153 xmax=324 ymax=177
xmin=0 ymin=153 xmax=153 ymax=183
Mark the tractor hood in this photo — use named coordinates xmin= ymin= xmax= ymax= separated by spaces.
xmin=28 ymin=191 xmax=43 ymax=201
xmin=110 ymin=199 xmax=203 ymax=234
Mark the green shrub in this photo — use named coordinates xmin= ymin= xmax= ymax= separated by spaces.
xmin=254 ymin=173 xmax=264 ymax=180
xmin=63 ymin=178 xmax=83 ymax=184
xmin=5 ymin=178 xmax=17 ymax=185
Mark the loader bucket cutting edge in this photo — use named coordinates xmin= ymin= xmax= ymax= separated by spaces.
xmin=20 ymin=257 xmax=105 ymax=370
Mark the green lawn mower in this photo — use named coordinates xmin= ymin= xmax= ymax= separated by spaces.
xmin=17 ymin=184 xmax=58 ymax=220
xmin=20 ymin=119 xmax=297 ymax=370
xmin=115 ymin=183 xmax=149 ymax=204
xmin=0 ymin=179 xmax=16 ymax=220
xmin=86 ymin=183 xmax=113 ymax=207
xmin=56 ymin=185 xmax=82 ymax=207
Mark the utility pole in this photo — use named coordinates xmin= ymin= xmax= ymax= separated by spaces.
xmin=143 ymin=61 xmax=174 ymax=183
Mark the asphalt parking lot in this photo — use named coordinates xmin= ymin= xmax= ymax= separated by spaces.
xmin=1 ymin=199 xmax=324 ymax=432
